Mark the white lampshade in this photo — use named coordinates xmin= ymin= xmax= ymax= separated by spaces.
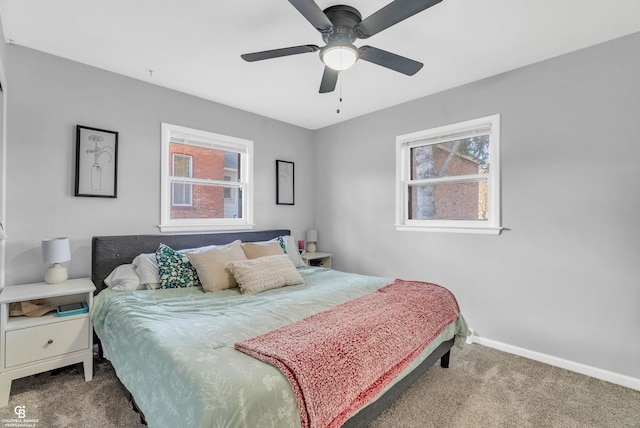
xmin=321 ymin=44 xmax=358 ymax=71
xmin=306 ymin=229 xmax=318 ymax=253
xmin=306 ymin=229 xmax=318 ymax=243
xmin=42 ymin=238 xmax=70 ymax=284
xmin=42 ymin=238 xmax=71 ymax=263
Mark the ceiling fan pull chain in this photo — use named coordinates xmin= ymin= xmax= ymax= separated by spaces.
xmin=337 ymin=80 xmax=343 ymax=114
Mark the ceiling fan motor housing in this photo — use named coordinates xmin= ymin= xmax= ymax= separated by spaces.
xmin=321 ymin=5 xmax=361 ymax=45
xmin=320 ymin=4 xmax=362 ymax=69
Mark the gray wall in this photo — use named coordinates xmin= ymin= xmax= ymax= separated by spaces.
xmin=4 ymin=46 xmax=315 ymax=286
xmin=313 ymin=32 xmax=640 ymax=379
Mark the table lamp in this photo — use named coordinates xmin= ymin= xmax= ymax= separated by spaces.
xmin=42 ymin=238 xmax=71 ymax=284
xmin=306 ymin=229 xmax=318 ymax=253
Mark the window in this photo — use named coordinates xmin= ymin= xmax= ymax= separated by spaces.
xmin=160 ymin=123 xmax=254 ymax=232
xmin=223 ymin=176 xmax=231 ymax=199
xmin=171 ymin=154 xmax=192 ymax=206
xmin=395 ymin=114 xmax=501 ymax=234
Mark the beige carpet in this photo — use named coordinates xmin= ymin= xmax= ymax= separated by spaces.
xmin=370 ymin=344 xmax=640 ymax=428
xmin=1 ymin=344 xmax=638 ymax=428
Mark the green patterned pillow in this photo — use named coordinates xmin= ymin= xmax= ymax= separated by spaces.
xmin=156 ymin=244 xmax=201 ymax=289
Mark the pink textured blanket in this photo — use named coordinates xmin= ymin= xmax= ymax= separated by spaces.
xmin=235 ymin=279 xmax=461 ymax=428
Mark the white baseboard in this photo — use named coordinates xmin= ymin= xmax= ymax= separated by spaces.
xmin=468 ymin=334 xmax=640 ymax=392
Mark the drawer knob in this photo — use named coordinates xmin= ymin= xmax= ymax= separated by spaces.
xmin=47 ymin=339 xmax=53 ymax=345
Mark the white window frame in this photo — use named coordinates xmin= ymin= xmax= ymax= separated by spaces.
xmin=395 ymin=114 xmax=502 ymax=235
xmin=160 ymin=123 xmax=254 ymax=232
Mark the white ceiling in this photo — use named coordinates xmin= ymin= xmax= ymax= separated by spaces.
xmin=0 ymin=0 xmax=639 ymax=130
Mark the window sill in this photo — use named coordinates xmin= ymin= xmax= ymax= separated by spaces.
xmin=158 ymin=224 xmax=255 ymax=233
xmin=394 ymin=224 xmax=503 ymax=235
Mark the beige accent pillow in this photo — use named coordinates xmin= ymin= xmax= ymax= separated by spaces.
xmin=185 ymin=240 xmax=247 ymax=292
xmin=228 ymin=254 xmax=304 ymax=294
xmin=242 ymin=241 xmax=284 ymax=259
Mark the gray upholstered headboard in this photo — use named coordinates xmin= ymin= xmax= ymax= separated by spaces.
xmin=91 ymin=229 xmax=290 ymax=291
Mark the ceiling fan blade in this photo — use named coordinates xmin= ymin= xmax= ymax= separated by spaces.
xmin=288 ymin=0 xmax=333 ymax=33
xmin=241 ymin=45 xmax=319 ymax=62
xmin=359 ymin=46 xmax=423 ymax=76
xmin=355 ymin=0 xmax=442 ymax=39
xmin=319 ymin=67 xmax=339 ymax=93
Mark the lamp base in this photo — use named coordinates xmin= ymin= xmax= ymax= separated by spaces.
xmin=45 ymin=263 xmax=68 ymax=284
xmin=306 ymin=242 xmax=317 ymax=253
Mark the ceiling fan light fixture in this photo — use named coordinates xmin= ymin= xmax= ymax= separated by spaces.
xmin=321 ymin=44 xmax=358 ymax=71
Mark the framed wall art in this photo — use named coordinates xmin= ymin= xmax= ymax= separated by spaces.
xmin=75 ymin=125 xmax=118 ymax=198
xmin=276 ymin=160 xmax=294 ymax=205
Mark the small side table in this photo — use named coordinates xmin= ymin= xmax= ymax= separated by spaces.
xmin=301 ymin=252 xmax=332 ymax=269
xmin=0 ymin=277 xmax=95 ymax=407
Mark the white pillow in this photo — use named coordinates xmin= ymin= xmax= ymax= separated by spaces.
xmin=104 ymin=264 xmax=144 ymax=291
xmin=270 ymin=235 xmax=305 ymax=267
xmin=132 ymin=253 xmax=160 ymax=288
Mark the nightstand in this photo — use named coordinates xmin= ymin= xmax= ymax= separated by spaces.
xmin=301 ymin=252 xmax=332 ymax=268
xmin=0 ymin=278 xmax=95 ymax=407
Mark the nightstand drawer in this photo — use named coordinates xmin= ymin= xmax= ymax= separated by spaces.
xmin=4 ymin=318 xmax=89 ymax=368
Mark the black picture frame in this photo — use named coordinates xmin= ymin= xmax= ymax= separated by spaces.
xmin=75 ymin=125 xmax=118 ymax=198
xmin=276 ymin=160 xmax=294 ymax=205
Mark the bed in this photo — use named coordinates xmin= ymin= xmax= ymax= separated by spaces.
xmin=91 ymin=229 xmax=467 ymax=428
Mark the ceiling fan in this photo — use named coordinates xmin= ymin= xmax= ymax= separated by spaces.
xmin=241 ymin=0 xmax=443 ymax=93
